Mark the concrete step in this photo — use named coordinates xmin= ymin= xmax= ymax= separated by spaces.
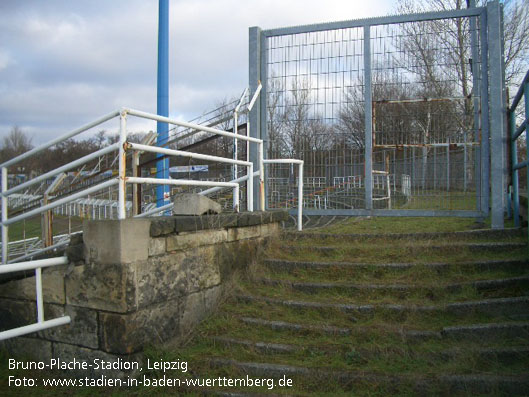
xmin=283 ymin=227 xmax=525 ymax=242
xmin=239 ymin=316 xmax=529 ymax=343
xmin=279 ymin=242 xmax=527 ymax=255
xmin=210 ymin=358 xmax=529 ymax=395
xmin=236 ymin=295 xmax=529 ymax=318
xmin=239 ymin=316 xmax=440 ymax=341
xmin=255 ymin=275 xmax=529 ymax=294
xmin=211 ymin=336 xmax=297 ymax=354
xmin=263 ymin=258 xmax=529 ymax=273
xmin=239 ymin=317 xmax=353 ymax=336
xmin=442 ymin=322 xmax=529 ymax=340
xmin=212 ymin=335 xmax=529 ymax=366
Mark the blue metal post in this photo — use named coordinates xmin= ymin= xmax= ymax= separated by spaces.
xmin=156 ymin=0 xmax=170 ymax=209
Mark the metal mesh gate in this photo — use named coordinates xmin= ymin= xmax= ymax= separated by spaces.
xmin=249 ymin=1 xmax=507 ymax=227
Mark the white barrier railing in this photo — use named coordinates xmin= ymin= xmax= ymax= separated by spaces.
xmin=0 ymin=104 xmax=304 ymax=341
xmin=125 ymin=142 xmax=252 ymax=212
xmin=1 ymin=105 xmax=305 ymax=261
xmin=0 ymin=256 xmax=71 ymax=341
xmin=122 ymin=107 xmax=266 ymax=212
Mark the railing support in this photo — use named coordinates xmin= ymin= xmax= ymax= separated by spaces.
xmin=263 ymin=159 xmax=304 ymax=231
xmin=1 ymin=167 xmax=8 ymax=264
xmin=259 ymin=142 xmax=265 ymax=211
xmin=298 ymin=162 xmax=303 ymax=231
xmin=0 ymin=256 xmax=70 ymax=341
xmin=247 ymin=163 xmax=254 ymax=212
xmin=118 ymin=110 xmax=127 ymax=220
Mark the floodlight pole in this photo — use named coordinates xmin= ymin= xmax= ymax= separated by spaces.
xmin=156 ymin=0 xmax=170 ymax=209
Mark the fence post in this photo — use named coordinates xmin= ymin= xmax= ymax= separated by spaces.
xmin=364 ymin=25 xmax=373 ymax=211
xmin=480 ymin=11 xmax=490 ymax=216
xmin=469 ymin=0 xmax=481 ymax=210
xmin=249 ymin=26 xmax=262 ymax=211
xmin=488 ymin=0 xmax=506 ymax=229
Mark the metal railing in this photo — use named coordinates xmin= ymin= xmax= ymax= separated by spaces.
xmin=0 ymin=103 xmax=303 ymax=340
xmin=509 ymin=69 xmax=529 ymax=232
xmin=0 ymin=256 xmax=71 ymax=341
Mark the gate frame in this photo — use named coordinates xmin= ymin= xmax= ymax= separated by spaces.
xmin=249 ymin=1 xmax=507 ymax=228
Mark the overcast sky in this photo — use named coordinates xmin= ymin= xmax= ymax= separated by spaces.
xmin=0 ymin=0 xmax=395 ymax=144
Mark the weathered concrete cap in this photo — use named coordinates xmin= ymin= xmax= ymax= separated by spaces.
xmin=172 ymin=193 xmax=222 ymax=215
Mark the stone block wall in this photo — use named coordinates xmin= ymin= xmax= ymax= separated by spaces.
xmin=0 ymin=211 xmax=286 ymax=376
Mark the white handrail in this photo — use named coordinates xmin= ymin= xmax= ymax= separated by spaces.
xmin=126 ymin=142 xmax=251 ymax=212
xmin=2 ymin=179 xmax=119 ymax=226
xmin=127 ymin=142 xmax=252 ymax=167
xmin=0 ymin=256 xmax=71 ymax=341
xmin=134 ymin=170 xmax=260 ymax=218
xmin=123 ymin=109 xmax=264 ymax=212
xmin=126 ymin=177 xmax=240 ymax=212
xmin=126 ymin=108 xmax=262 ymax=143
xmin=0 ymin=256 xmax=68 ymax=274
xmin=0 ymin=110 xmax=120 ymax=169
xmin=2 ymin=143 xmax=120 ymax=197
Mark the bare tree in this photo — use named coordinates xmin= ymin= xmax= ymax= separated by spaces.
xmin=503 ymin=0 xmax=529 ymax=88
xmin=0 ymin=126 xmax=34 ymax=173
xmin=1 ymin=126 xmax=32 ymax=156
xmin=267 ymin=76 xmax=289 ymax=158
xmin=281 ymin=78 xmax=333 ymax=158
xmin=396 ymin=0 xmax=529 ymax=99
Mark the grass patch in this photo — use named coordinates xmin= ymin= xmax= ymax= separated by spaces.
xmin=4 ymin=215 xmax=83 ymax=242
xmin=395 ymin=191 xmax=478 ymax=211
xmin=317 ymin=216 xmax=515 ymax=235
xmin=265 ymin=239 xmax=527 ymax=265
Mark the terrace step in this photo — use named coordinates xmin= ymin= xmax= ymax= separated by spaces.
xmin=239 ymin=317 xmax=353 ymax=336
xmin=212 ymin=336 xmax=529 ymax=366
xmin=255 ymin=275 xmax=529 ymax=294
xmin=283 ymin=227 xmax=525 ymax=242
xmin=211 ymin=336 xmax=298 ymax=354
xmin=441 ymin=321 xmax=529 ymax=340
xmin=279 ymin=241 xmax=527 ymax=254
xmin=236 ymin=295 xmax=529 ymax=318
xmin=175 ymin=220 xmax=529 ymax=395
xmin=262 ymin=258 xmax=529 ymax=273
xmin=238 ymin=316 xmax=529 ymax=343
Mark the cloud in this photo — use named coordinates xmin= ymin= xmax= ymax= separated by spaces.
xmin=0 ymin=0 xmax=395 ymax=144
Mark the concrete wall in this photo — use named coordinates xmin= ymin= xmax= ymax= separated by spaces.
xmin=0 ymin=211 xmax=286 ymax=377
